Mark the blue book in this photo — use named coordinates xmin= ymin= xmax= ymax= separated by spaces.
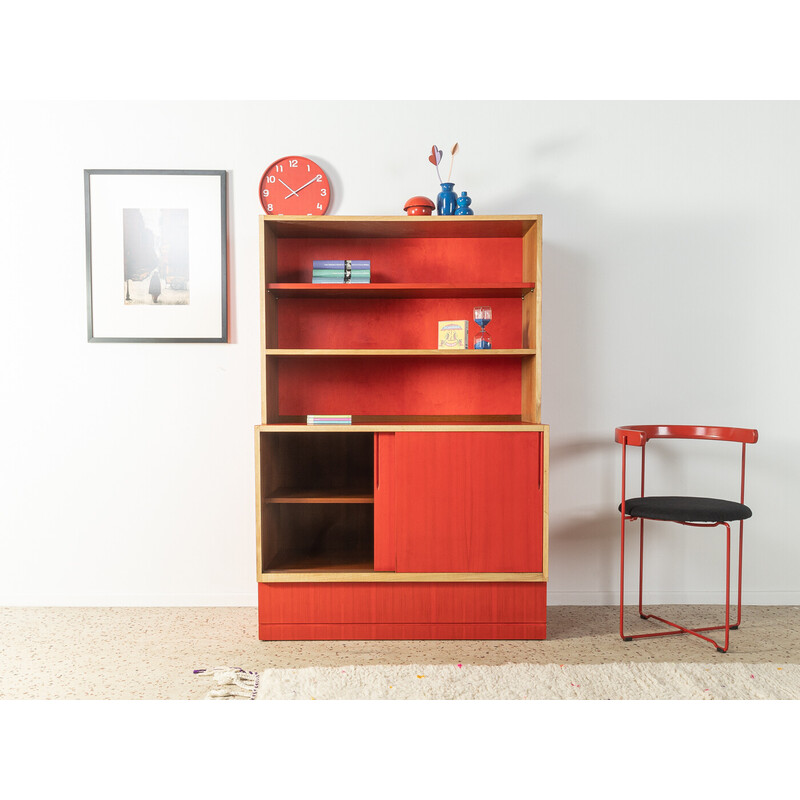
xmin=312 ymin=272 xmax=370 ymax=279
xmin=312 ymin=260 xmax=371 ymax=269
xmin=312 ymin=277 xmax=371 ymax=284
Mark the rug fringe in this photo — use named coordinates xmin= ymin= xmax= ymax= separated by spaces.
xmin=194 ymin=667 xmax=259 ymax=700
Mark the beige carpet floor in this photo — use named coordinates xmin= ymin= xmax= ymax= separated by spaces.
xmin=0 ymin=605 xmax=797 ymax=700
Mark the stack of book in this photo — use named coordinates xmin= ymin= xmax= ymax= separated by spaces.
xmin=307 ymin=414 xmax=352 ymax=425
xmin=312 ymin=259 xmax=371 ymax=284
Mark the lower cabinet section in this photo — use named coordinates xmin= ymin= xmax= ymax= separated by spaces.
xmin=257 ymin=581 xmax=547 ymax=640
xmin=256 ymin=426 xmax=548 ymax=639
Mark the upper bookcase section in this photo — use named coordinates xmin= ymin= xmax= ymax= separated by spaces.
xmin=260 ymin=215 xmax=542 ymax=286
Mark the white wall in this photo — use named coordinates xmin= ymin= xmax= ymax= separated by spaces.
xmin=1 ymin=101 xmax=798 ymax=605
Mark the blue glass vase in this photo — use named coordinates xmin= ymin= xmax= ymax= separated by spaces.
xmin=455 ymin=191 xmax=474 ymax=215
xmin=437 ymin=182 xmax=457 ymax=215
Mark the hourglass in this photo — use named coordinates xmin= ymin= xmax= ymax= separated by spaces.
xmin=473 ymin=306 xmax=492 ymax=349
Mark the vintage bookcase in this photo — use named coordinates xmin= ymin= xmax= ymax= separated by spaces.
xmin=255 ymin=215 xmax=548 ymax=639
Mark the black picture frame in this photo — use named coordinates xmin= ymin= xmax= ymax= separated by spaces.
xmin=84 ymin=169 xmax=228 ymax=343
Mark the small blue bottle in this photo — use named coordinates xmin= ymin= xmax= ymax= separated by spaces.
xmin=455 ymin=191 xmax=474 ymax=215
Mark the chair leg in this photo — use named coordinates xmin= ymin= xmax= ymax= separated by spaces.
xmin=620 ymin=515 xmax=649 ymax=641
xmin=732 ymin=520 xmax=744 ymax=629
xmin=619 ymin=509 xmax=630 ymax=641
xmin=637 ymin=519 xmax=645 ymax=619
xmin=620 ymin=520 xmax=741 ymax=652
xmin=719 ymin=522 xmax=732 ymax=652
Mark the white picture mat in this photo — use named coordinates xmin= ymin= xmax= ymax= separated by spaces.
xmin=88 ymin=172 xmax=224 ymax=340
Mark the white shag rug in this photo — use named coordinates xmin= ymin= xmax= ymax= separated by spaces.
xmin=196 ymin=662 xmax=800 ymax=700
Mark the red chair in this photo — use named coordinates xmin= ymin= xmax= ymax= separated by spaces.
xmin=616 ymin=425 xmax=758 ymax=653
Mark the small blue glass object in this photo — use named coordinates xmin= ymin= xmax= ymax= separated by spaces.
xmin=455 ymin=191 xmax=474 ymax=215
xmin=437 ymin=182 xmax=457 ymax=215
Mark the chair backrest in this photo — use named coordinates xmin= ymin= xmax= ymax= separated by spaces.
xmin=615 ymin=425 xmax=758 ymax=505
xmin=615 ymin=425 xmax=758 ymax=447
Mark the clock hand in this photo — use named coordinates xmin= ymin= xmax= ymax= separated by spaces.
xmin=289 ymin=174 xmax=322 ymax=196
xmin=279 ymin=178 xmax=300 ymax=198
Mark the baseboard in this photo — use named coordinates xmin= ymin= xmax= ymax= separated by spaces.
xmin=0 ymin=593 xmax=258 ymax=607
xmin=549 ymin=590 xmax=800 ymax=605
xmin=1 ymin=590 xmax=798 ymax=607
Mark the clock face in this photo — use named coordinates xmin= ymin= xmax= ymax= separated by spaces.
xmin=259 ymin=156 xmax=331 ymax=216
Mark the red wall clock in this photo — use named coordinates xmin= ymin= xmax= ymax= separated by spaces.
xmin=259 ymin=156 xmax=331 ymax=216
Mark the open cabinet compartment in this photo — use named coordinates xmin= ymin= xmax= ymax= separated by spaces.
xmin=257 ymin=431 xmax=375 ymax=576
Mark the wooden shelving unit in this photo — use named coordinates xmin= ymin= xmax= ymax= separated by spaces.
xmin=255 ymin=215 xmax=548 ymax=639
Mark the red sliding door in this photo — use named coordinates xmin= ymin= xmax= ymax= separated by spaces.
xmin=375 ymin=431 xmax=543 ymax=574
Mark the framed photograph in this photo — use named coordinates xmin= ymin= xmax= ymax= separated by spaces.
xmin=84 ymin=169 xmax=228 ymax=342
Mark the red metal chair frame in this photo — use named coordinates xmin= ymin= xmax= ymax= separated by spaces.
xmin=616 ymin=425 xmax=758 ymax=653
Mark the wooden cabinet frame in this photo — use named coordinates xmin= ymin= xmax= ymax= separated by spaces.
xmin=255 ymin=215 xmax=548 ymax=639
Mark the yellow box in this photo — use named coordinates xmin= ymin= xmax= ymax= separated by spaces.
xmin=438 ymin=320 xmax=469 ymax=349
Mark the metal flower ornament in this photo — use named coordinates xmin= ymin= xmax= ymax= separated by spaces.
xmin=429 ymin=143 xmax=462 ymax=215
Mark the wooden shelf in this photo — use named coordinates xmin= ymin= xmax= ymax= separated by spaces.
xmin=267 ymin=283 xmax=535 ymax=298
xmin=258 ymin=420 xmax=547 ymax=432
xmin=266 ymin=488 xmax=374 ymax=504
xmin=265 ymin=348 xmax=536 ymax=357
xmin=264 ymin=560 xmax=376 ymax=576
xmin=261 ymin=569 xmax=548 ymax=583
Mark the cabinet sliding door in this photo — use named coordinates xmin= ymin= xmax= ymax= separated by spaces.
xmin=376 ymin=431 xmax=543 ymax=574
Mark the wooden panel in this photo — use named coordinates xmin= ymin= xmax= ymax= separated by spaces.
xmin=522 ymin=221 xmax=542 ymax=422
xmin=258 ymin=581 xmax=546 ymax=624
xmin=256 ymin=422 xmax=547 ymax=432
xmin=262 ymin=215 xmax=539 ymax=241
xmin=394 ymin=431 xmax=543 ymax=573
xmin=373 ymin=433 xmax=396 ymax=571
xmin=260 ymin=570 xmax=545 ymax=582
xmin=268 ymin=283 xmax=535 ymax=299
xmin=260 ymin=218 xmax=278 ymax=283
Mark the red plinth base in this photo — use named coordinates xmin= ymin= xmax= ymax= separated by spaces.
xmin=257 ymin=581 xmax=547 ymax=641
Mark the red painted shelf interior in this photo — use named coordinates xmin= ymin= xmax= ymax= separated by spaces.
xmin=269 ymin=237 xmax=533 ymax=421
xmin=277 ymin=356 xmax=523 ymax=417
xmin=275 ymin=235 xmax=524 ymax=283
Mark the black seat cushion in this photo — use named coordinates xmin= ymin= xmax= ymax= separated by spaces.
xmin=619 ymin=495 xmax=752 ymax=523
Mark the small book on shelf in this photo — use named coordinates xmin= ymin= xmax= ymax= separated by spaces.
xmin=438 ymin=320 xmax=469 ymax=349
xmin=312 ymin=259 xmax=371 ymax=285
xmin=306 ymin=414 xmax=353 ymax=425
xmin=312 ymin=260 xmax=371 ymax=269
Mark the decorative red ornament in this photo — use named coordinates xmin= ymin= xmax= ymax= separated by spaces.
xmin=403 ymin=196 xmax=435 ymax=216
xmin=259 ymin=156 xmax=331 ymax=216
